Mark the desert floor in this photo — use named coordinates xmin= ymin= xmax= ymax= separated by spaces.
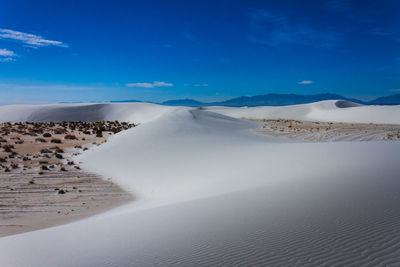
xmin=252 ymin=119 xmax=400 ymax=142
xmin=0 ymin=121 xmax=134 ymax=237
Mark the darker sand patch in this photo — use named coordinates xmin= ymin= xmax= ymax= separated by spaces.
xmin=0 ymin=170 xmax=133 ymax=237
xmin=0 ymin=121 xmax=135 ymax=237
xmin=252 ymin=119 xmax=400 ymax=142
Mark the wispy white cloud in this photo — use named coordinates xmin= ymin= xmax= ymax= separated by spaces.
xmin=298 ymin=80 xmax=313 ymax=84
xmin=372 ymin=28 xmax=400 ymax=42
xmin=0 ymin=57 xmax=16 ymax=62
xmin=0 ymin=48 xmax=16 ymax=57
xmin=0 ymin=29 xmax=68 ymax=48
xmin=184 ymin=83 xmax=209 ymax=87
xmin=389 ymin=89 xmax=400 ymax=92
xmin=248 ymin=8 xmax=340 ymax=49
xmin=0 ymin=48 xmax=17 ymax=62
xmin=0 ymin=82 xmax=102 ymax=91
xmin=126 ymin=83 xmax=155 ymax=88
xmin=182 ymin=33 xmax=198 ymax=42
xmin=126 ymin=81 xmax=173 ymax=88
xmin=218 ymin=57 xmax=231 ymax=63
xmin=325 ymin=0 xmax=350 ymax=11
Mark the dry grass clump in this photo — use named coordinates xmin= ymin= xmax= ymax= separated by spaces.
xmin=51 ymin=138 xmax=62 ymax=144
xmin=3 ymin=144 xmax=15 ymax=153
xmin=64 ymin=134 xmax=77 ymax=140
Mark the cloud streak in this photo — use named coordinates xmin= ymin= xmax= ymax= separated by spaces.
xmin=184 ymin=83 xmax=209 ymax=87
xmin=0 ymin=29 xmax=68 ymax=48
xmin=248 ymin=9 xmax=340 ymax=49
xmin=298 ymin=80 xmax=313 ymax=84
xmin=0 ymin=48 xmax=16 ymax=56
xmin=126 ymin=81 xmax=173 ymax=88
xmin=0 ymin=48 xmax=17 ymax=62
xmin=0 ymin=82 xmax=105 ymax=91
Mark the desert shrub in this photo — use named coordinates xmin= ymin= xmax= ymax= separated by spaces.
xmin=3 ymin=145 xmax=14 ymax=153
xmin=35 ymin=138 xmax=47 ymax=143
xmin=112 ymin=127 xmax=121 ymax=134
xmin=54 ymin=128 xmax=66 ymax=135
xmin=50 ymin=146 xmax=64 ymax=153
xmin=51 ymin=138 xmax=62 ymax=144
xmin=40 ymin=148 xmax=52 ymax=153
xmin=64 ymin=134 xmax=77 ymax=140
xmin=43 ymin=133 xmax=52 ymax=138
xmin=55 ymin=153 xmax=63 ymax=159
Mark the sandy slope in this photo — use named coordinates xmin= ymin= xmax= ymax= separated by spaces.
xmin=1 ymin=101 xmax=400 ymax=266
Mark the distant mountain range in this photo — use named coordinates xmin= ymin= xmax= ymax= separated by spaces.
xmin=367 ymin=94 xmax=400 ymax=105
xmin=108 ymin=93 xmax=400 ymax=107
xmin=160 ymin=93 xmax=400 ymax=107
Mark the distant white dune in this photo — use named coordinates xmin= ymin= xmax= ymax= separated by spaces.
xmin=206 ymin=100 xmax=400 ymax=124
xmin=1 ymin=100 xmax=400 ymax=266
xmin=0 ymin=102 xmax=174 ymax=124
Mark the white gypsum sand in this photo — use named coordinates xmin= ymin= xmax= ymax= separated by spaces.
xmin=0 ymin=100 xmax=400 ymax=266
xmin=205 ymin=100 xmax=400 ymax=124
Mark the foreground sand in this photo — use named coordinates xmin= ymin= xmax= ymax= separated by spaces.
xmin=0 ymin=121 xmax=134 ymax=237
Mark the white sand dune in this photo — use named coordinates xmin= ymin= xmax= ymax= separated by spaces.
xmin=206 ymin=100 xmax=400 ymax=124
xmin=1 ymin=100 xmax=400 ymax=266
xmin=0 ymin=102 xmax=174 ymax=124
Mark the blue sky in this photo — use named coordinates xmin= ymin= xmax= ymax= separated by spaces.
xmin=0 ymin=0 xmax=399 ymax=104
